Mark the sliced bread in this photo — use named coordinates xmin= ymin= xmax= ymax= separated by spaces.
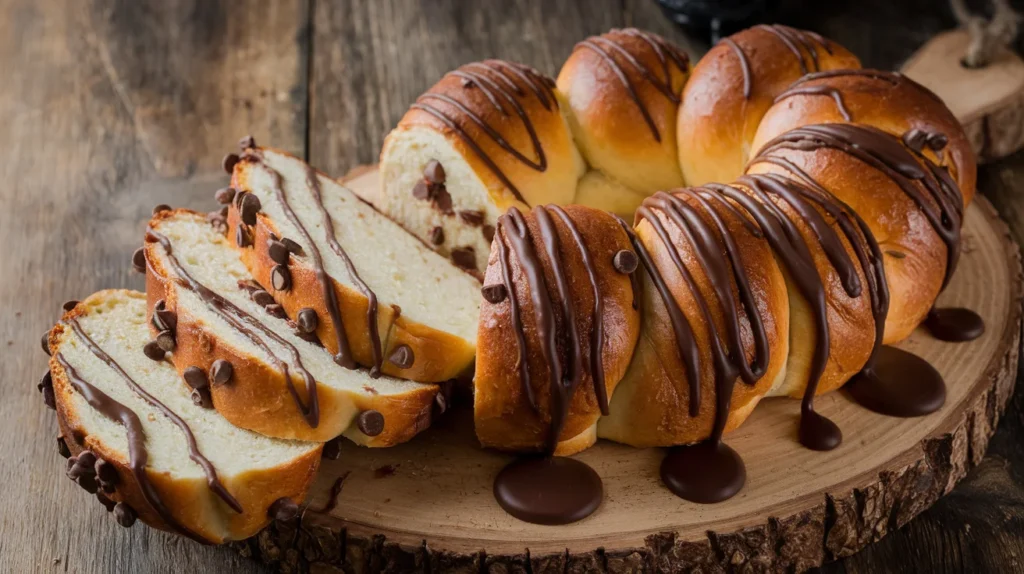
xmin=143 ymin=209 xmax=440 ymax=445
xmin=224 ymin=144 xmax=481 ymax=382
xmin=45 ymin=290 xmax=321 ymax=544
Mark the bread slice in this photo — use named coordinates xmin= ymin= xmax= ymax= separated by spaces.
xmin=226 ymin=145 xmax=480 ymax=383
xmin=144 ymin=209 xmax=439 ymax=445
xmin=46 ymin=290 xmax=321 ymax=544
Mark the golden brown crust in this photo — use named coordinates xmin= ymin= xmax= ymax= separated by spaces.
xmin=391 ymin=60 xmax=582 ymax=210
xmin=47 ymin=291 xmax=322 ymax=544
xmin=474 ymin=205 xmax=640 ymax=454
xmin=599 ymin=192 xmax=790 ymax=447
xmin=145 ymin=210 xmax=439 ymax=445
xmin=677 ymin=25 xmax=861 ymax=186
xmin=557 ymin=28 xmax=690 ymax=197
xmin=748 ymin=71 xmax=976 ymax=343
xmin=230 ymin=152 xmax=476 ymax=383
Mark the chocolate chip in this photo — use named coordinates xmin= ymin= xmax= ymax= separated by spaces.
xmin=113 ymin=503 xmax=137 ymax=527
xmin=268 ymin=497 xmax=300 ymax=521
xmin=271 ymin=265 xmax=291 ymax=291
xmin=412 ymin=180 xmax=431 ymax=200
xmin=41 ymin=331 xmax=50 ymax=355
xmin=66 ymin=457 xmax=83 ymax=479
xmin=38 ymin=370 xmax=56 ymax=410
xmin=239 ymin=193 xmax=262 ymax=226
xmin=281 ymin=238 xmax=304 ymax=256
xmin=155 ymin=330 xmax=176 ymax=353
xmin=238 ymin=135 xmax=256 ymax=150
xmin=296 ymin=308 xmax=318 ymax=333
xmin=143 ymin=341 xmax=166 ymax=361
xmin=613 ymin=250 xmax=639 ymax=274
xmin=191 ymin=388 xmax=213 ymax=408
xmin=94 ymin=458 xmax=118 ymax=486
xmin=183 ymin=366 xmax=209 ymax=390
xmin=77 ymin=474 xmax=99 ymax=494
xmin=265 ymin=303 xmax=286 ymax=318
xmin=357 ymin=410 xmax=385 ymax=436
xmin=450 ymin=247 xmax=476 ymax=272
xmin=214 ymin=187 xmax=237 ymax=205
xmin=208 ymin=213 xmax=228 ymax=234
xmin=928 ymin=133 xmax=949 ymax=151
xmin=76 ymin=450 xmax=97 ymax=469
xmin=483 ymin=225 xmax=495 ymax=243
xmin=96 ymin=492 xmax=117 ymax=512
xmin=237 ymin=279 xmax=261 ymax=293
xmin=423 ymin=160 xmax=446 ymax=184
xmin=57 ymin=436 xmax=70 ymax=458
xmin=132 ymin=248 xmax=146 ymax=273
xmin=322 ymin=437 xmax=342 ymax=461
xmin=152 ymin=204 xmax=171 ymax=215
xmin=210 ymin=359 xmax=233 ymax=385
xmin=267 ymin=239 xmax=289 ymax=265
xmin=481 ymin=284 xmax=507 ymax=304
xmin=388 ymin=344 xmax=414 ymax=369
xmin=223 ymin=153 xmax=240 ymax=174
xmin=433 ymin=186 xmax=453 ymax=214
xmin=153 ymin=300 xmax=177 ymax=332
xmin=251 ymin=289 xmax=275 ymax=307
xmin=429 ymin=226 xmax=445 ymax=245
xmin=235 ymin=224 xmax=253 ymax=248
xmin=458 ymin=210 xmax=484 ymax=226
xmin=234 ymin=190 xmax=247 ymax=208
xmin=62 ymin=300 xmax=79 ymax=312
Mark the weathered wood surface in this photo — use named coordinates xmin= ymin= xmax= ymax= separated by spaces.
xmin=3 ymin=0 xmax=1024 ymax=572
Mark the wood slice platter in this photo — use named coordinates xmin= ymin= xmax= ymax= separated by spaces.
xmin=234 ymin=168 xmax=1023 ymax=573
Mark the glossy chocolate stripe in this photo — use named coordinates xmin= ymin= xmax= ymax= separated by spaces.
xmin=65 ymin=317 xmax=243 ymax=513
xmin=148 ymin=229 xmax=321 ymax=428
xmin=773 ymin=84 xmax=853 ymax=121
xmin=303 ymin=164 xmax=383 ymax=375
xmin=56 ymin=353 xmax=208 ymax=543
xmin=720 ymin=38 xmax=752 ymax=99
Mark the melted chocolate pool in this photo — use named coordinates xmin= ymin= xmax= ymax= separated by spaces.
xmin=846 ymin=346 xmax=946 ymax=417
xmin=924 ymin=307 xmax=985 ymax=342
xmin=493 ymin=456 xmax=603 ymax=525
xmin=660 ymin=440 xmax=745 ymax=504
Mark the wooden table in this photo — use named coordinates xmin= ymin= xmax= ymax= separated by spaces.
xmin=3 ymin=1 xmax=1023 ymax=572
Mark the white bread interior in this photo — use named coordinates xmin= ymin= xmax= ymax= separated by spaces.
xmin=149 ymin=213 xmax=438 ymax=444
xmin=240 ymin=148 xmax=480 ymax=348
xmin=50 ymin=290 xmax=321 ymax=543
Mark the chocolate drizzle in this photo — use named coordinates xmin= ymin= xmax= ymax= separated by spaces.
xmin=63 ymin=317 xmax=242 ymax=514
xmin=720 ymin=25 xmax=832 ymax=99
xmin=573 ymin=28 xmax=689 ymax=141
xmin=773 ymin=84 xmax=852 ymax=121
xmin=493 ymin=206 xmax=609 ymax=450
xmin=148 ymin=229 xmax=322 ymax=428
xmin=490 ymin=206 xmax=610 ymax=525
xmin=754 ymin=124 xmax=964 ymax=287
xmin=302 ymin=164 xmax=383 ymax=376
xmin=412 ymin=61 xmax=558 ymax=205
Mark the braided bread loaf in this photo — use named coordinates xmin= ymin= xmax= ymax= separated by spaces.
xmin=374 ymin=25 xmax=980 ymax=519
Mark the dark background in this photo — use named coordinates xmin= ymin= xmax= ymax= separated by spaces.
xmin=3 ymin=0 xmax=1024 ymax=572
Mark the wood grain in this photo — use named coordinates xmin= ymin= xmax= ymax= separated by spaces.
xmin=5 ymin=0 xmax=1024 ymax=572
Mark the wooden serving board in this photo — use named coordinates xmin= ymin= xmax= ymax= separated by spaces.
xmin=234 ymin=168 xmax=1023 ymax=573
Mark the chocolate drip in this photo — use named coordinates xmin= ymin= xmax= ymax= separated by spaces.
xmin=242 ymin=154 xmax=356 ymax=372
xmin=412 ymin=61 xmax=557 ymax=205
xmin=925 ymin=307 xmax=985 ymax=342
xmin=720 ymin=38 xmax=752 ymax=99
xmin=490 ymin=206 xmax=609 ymax=525
xmin=789 ymin=69 xmax=945 ymax=104
xmin=302 ymin=164 xmax=383 ymax=375
xmin=148 ymin=229 xmax=321 ymax=428
xmin=755 ymin=124 xmax=963 ymax=287
xmin=749 ymin=147 xmax=956 ymax=421
xmin=773 ymin=85 xmax=852 ymax=121
xmin=64 ymin=318 xmax=242 ymax=513
xmin=573 ymin=28 xmax=689 ymax=141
